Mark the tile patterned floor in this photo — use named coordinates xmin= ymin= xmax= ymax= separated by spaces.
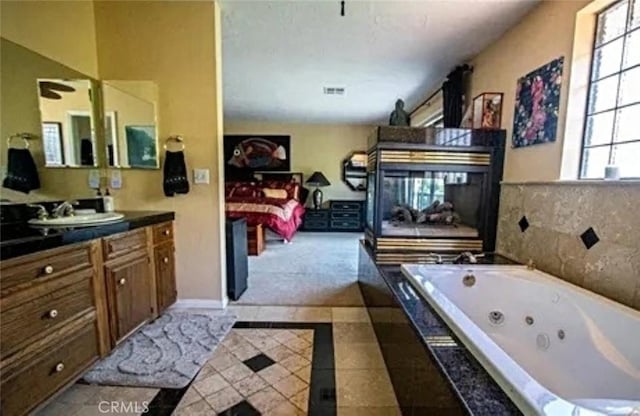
xmin=35 ymin=306 xmax=400 ymax=416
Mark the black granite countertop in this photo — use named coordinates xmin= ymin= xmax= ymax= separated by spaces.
xmin=1 ymin=211 xmax=175 ymax=261
xmin=361 ymin=242 xmax=523 ymax=416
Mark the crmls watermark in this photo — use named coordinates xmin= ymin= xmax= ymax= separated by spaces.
xmin=98 ymin=401 xmax=150 ymax=414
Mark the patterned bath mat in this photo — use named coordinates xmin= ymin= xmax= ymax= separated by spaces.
xmin=83 ymin=310 xmax=236 ymax=389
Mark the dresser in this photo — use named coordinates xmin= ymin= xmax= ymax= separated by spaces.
xmin=301 ymin=200 xmax=364 ymax=232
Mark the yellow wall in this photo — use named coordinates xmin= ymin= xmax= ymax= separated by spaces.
xmin=468 ymin=0 xmax=591 ymax=182
xmin=0 ymin=1 xmax=98 ymax=78
xmin=224 ymin=122 xmax=371 ymax=203
xmin=94 ymin=1 xmax=226 ymax=302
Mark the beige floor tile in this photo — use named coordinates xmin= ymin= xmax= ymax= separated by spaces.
xmin=175 ymin=388 xmax=202 ymax=409
xmin=285 ymin=336 xmax=311 ymax=354
xmin=298 ymin=330 xmax=314 ymax=342
xmin=226 ymin=305 xmax=260 ymax=321
xmin=229 ymin=342 xmax=261 ymax=361
xmin=294 ymin=307 xmax=332 ymax=322
xmin=115 ymin=387 xmax=158 ymax=403
xmin=336 ymin=369 xmax=398 ymax=407
xmin=273 ymin=329 xmax=299 ymax=343
xmin=222 ymin=331 xmax=253 ymax=351
xmin=265 ymin=344 xmax=296 ymax=362
xmin=243 ymin=332 xmax=281 ymax=351
xmin=279 ymin=353 xmax=310 ymax=373
xmin=271 ymin=374 xmax=307 ymax=398
xmin=172 ymin=399 xmax=214 ymax=416
xmin=193 ymin=373 xmax=230 ymax=397
xmin=258 ymin=363 xmax=291 ymax=385
xmin=220 ymin=362 xmax=254 ymax=384
xmin=233 ymin=373 xmax=269 ymax=397
xmin=247 ymin=386 xmax=287 ymax=413
xmin=332 ymin=323 xmax=377 ymax=344
xmin=266 ymin=399 xmax=305 ymax=415
xmin=334 ymin=342 xmax=386 ymax=369
xmin=299 ymin=345 xmax=313 ymax=360
xmin=204 ymin=385 xmax=244 ymax=413
xmin=332 ymin=307 xmax=371 ymax=323
xmin=83 ymin=386 xmax=126 ymax=405
xmin=208 ymin=347 xmax=242 ymax=371
xmin=255 ymin=306 xmax=298 ymax=321
xmin=35 ymin=401 xmax=82 ymax=416
xmin=54 ymin=384 xmax=100 ymax=405
xmin=194 ymin=363 xmax=217 ymax=382
xmin=294 ymin=365 xmax=311 ymax=383
xmin=290 ymin=387 xmax=309 ymax=412
xmin=337 ymin=407 xmax=403 ymax=416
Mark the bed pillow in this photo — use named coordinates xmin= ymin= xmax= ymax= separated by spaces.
xmin=262 ymin=188 xmax=288 ymax=199
xmin=261 ymin=181 xmax=300 ymax=200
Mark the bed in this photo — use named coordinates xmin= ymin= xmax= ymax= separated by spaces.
xmin=224 ymin=173 xmax=306 ymax=242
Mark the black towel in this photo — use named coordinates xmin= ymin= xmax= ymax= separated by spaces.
xmin=2 ymin=148 xmax=40 ymax=194
xmin=163 ymin=150 xmax=189 ymax=197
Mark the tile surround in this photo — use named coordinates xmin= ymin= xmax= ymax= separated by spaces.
xmin=498 ymin=183 xmax=640 ymax=310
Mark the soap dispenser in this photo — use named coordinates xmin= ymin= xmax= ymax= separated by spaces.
xmin=103 ymin=188 xmax=115 ymax=212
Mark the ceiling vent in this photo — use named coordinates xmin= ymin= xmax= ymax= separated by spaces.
xmin=323 ymin=87 xmax=345 ymax=96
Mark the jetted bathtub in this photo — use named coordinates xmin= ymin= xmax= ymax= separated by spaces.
xmin=401 ymin=264 xmax=640 ymax=416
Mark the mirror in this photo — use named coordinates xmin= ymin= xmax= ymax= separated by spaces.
xmin=37 ymin=79 xmax=97 ymax=167
xmin=102 ymin=80 xmax=159 ymax=169
xmin=1 ymin=37 xmax=99 ymax=203
xmin=342 ymin=151 xmax=367 ymax=191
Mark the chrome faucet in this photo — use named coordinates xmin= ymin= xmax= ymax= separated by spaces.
xmin=27 ymin=204 xmax=49 ymax=220
xmin=427 ymin=253 xmax=443 ymax=264
xmin=51 ymin=200 xmax=78 ymax=218
xmin=454 ymin=251 xmax=481 ymax=264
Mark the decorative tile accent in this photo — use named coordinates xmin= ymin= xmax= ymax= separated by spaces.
xmin=518 ymin=215 xmax=529 ymax=232
xmin=243 ymin=353 xmax=276 ymax=373
xmin=580 ymin=227 xmax=600 ymax=249
xmin=218 ymin=399 xmax=261 ymax=416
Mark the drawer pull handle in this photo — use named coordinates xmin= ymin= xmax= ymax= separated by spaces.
xmin=163 ymin=257 xmax=169 ymax=263
xmin=119 ymin=278 xmax=126 ymax=286
xmin=48 ymin=309 xmax=59 ymax=319
xmin=163 ymin=230 xmax=171 ymax=236
xmin=54 ymin=362 xmax=65 ymax=373
xmin=43 ymin=265 xmax=54 ymax=275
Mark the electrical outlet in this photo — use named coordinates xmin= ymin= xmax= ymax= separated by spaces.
xmin=110 ymin=170 xmax=123 ymax=189
xmin=193 ymin=168 xmax=210 ymax=184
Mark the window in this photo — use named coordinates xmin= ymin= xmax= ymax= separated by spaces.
xmin=581 ymin=0 xmax=640 ymax=178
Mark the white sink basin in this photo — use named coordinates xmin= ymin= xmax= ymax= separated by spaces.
xmin=29 ymin=212 xmax=125 ymax=227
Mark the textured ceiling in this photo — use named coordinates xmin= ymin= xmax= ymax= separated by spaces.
xmin=221 ymin=0 xmax=538 ymax=124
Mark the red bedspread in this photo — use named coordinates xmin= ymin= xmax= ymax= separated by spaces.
xmin=225 ymin=196 xmax=305 ymax=241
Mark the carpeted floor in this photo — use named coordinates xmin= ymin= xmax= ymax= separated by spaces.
xmin=232 ymin=232 xmax=364 ymax=306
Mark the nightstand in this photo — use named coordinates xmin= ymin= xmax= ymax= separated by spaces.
xmin=301 ymin=209 xmax=330 ymax=231
xmin=329 ymin=200 xmax=364 ymax=231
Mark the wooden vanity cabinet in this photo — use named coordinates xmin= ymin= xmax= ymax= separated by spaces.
xmin=0 ymin=220 xmax=177 ymax=416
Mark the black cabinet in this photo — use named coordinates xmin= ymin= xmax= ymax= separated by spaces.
xmin=225 ymin=218 xmax=248 ymax=300
xmin=301 ymin=209 xmax=329 ymax=231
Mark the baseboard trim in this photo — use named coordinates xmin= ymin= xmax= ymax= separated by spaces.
xmin=171 ymin=298 xmax=229 ymax=309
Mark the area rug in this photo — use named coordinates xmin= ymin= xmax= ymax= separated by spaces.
xmin=83 ymin=311 xmax=236 ymax=389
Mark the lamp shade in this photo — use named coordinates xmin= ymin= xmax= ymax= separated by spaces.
xmin=306 ymin=171 xmax=330 ymax=187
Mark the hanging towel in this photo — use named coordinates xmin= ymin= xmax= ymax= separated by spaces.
xmin=163 ymin=150 xmax=189 ymax=197
xmin=2 ymin=148 xmax=40 ymax=194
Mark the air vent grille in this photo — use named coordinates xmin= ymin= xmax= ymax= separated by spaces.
xmin=323 ymin=87 xmax=345 ymax=96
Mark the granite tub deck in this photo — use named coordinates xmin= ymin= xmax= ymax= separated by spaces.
xmin=0 ymin=211 xmax=175 ymax=260
xmin=358 ymin=241 xmax=521 ymax=416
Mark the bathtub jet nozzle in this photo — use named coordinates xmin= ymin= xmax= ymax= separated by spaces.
xmin=462 ymin=273 xmax=476 ymax=287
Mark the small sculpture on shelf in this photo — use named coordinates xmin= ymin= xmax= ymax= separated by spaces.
xmin=390 ymin=200 xmax=461 ymax=226
xmin=389 ymin=99 xmax=411 ymax=126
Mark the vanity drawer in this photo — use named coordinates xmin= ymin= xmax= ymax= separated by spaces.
xmin=1 ymin=269 xmax=94 ymax=359
xmin=330 ymin=219 xmax=361 ymax=230
xmin=305 ymin=210 xmax=328 ymax=220
xmin=1 ymin=322 xmax=99 ymax=416
xmin=103 ymin=229 xmax=147 ymax=260
xmin=152 ymin=222 xmax=174 ymax=245
xmin=331 ymin=211 xmax=359 ymax=220
xmin=0 ymin=243 xmax=93 ymax=297
xmin=330 ymin=201 xmax=362 ymax=211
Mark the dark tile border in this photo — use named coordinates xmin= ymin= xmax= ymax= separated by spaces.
xmin=146 ymin=321 xmax=336 ymax=416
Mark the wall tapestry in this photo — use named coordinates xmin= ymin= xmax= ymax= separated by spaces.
xmin=125 ymin=125 xmax=157 ymax=168
xmin=224 ymin=135 xmax=290 ymax=181
xmin=512 ymin=56 xmax=564 ymax=148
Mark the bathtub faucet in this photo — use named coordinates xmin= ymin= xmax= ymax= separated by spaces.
xmin=454 ymin=251 xmax=483 ymax=264
xmin=427 ymin=253 xmax=443 ymax=264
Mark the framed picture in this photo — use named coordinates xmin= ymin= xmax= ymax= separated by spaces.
xmin=125 ymin=125 xmax=158 ymax=168
xmin=472 ymin=93 xmax=503 ymax=129
xmin=41 ymin=121 xmax=64 ymax=166
xmin=512 ymin=57 xmax=564 ymax=148
xmin=224 ymin=135 xmax=291 ymax=180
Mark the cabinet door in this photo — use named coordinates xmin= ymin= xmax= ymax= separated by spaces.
xmin=105 ymin=254 xmax=153 ymax=343
xmin=155 ymin=244 xmax=176 ymax=313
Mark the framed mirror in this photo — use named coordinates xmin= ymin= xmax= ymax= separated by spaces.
xmin=37 ymin=79 xmax=98 ymax=168
xmin=342 ymin=151 xmax=367 ymax=192
xmin=102 ymin=80 xmax=159 ymax=169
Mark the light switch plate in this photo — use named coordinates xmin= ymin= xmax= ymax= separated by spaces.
xmin=193 ymin=168 xmax=210 ymax=184
xmin=110 ymin=170 xmax=122 ymax=189
xmin=88 ymin=169 xmax=101 ymax=189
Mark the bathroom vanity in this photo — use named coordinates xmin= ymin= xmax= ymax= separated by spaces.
xmin=0 ymin=211 xmax=175 ymax=416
